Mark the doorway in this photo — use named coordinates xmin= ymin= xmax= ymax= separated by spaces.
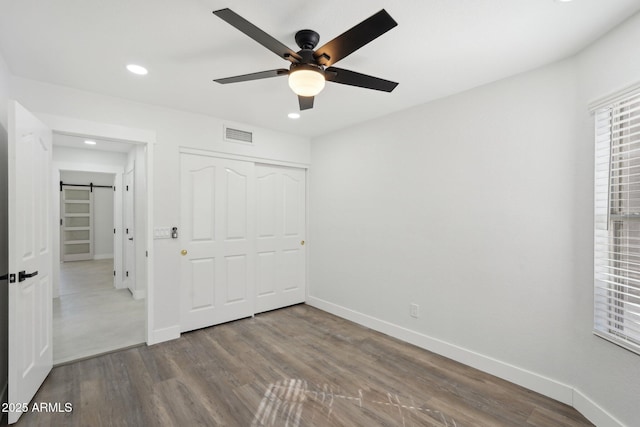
xmin=52 ymin=133 xmax=147 ymax=364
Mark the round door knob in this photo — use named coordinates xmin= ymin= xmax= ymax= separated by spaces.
xmin=300 ymin=240 xmax=305 ymax=246
xmin=181 ymin=249 xmax=188 ymax=256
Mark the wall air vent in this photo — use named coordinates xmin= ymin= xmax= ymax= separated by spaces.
xmin=224 ymin=126 xmax=253 ymax=144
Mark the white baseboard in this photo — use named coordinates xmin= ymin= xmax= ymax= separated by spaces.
xmin=573 ymin=389 xmax=624 ymax=427
xmin=93 ymin=254 xmax=113 ymax=260
xmin=306 ymin=296 xmax=622 ymax=427
xmin=131 ymin=288 xmax=146 ymax=300
xmin=149 ymin=325 xmax=180 ymax=345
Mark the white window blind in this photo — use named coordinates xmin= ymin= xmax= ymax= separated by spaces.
xmin=594 ymin=89 xmax=640 ymax=355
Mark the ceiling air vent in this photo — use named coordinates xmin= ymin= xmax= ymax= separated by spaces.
xmin=224 ymin=126 xmax=253 ymax=144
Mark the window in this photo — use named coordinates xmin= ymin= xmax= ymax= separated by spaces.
xmin=594 ymin=88 xmax=640 ymax=355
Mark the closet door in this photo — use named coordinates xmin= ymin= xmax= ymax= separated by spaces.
xmin=255 ymin=165 xmax=306 ymax=313
xmin=61 ymin=186 xmax=93 ymax=261
xmin=180 ymin=154 xmax=255 ymax=332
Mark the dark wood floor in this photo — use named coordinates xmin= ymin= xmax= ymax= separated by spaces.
xmin=15 ymin=304 xmax=592 ymax=426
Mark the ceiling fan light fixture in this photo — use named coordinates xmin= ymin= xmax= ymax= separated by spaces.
xmin=288 ymin=68 xmax=325 ymax=97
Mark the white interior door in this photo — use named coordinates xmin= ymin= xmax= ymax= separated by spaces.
xmin=7 ymin=101 xmax=53 ymax=424
xmin=123 ymin=167 xmax=135 ymax=294
xmin=255 ymin=165 xmax=306 ymax=313
xmin=113 ymin=173 xmax=123 ymax=289
xmin=180 ymin=153 xmax=255 ymax=332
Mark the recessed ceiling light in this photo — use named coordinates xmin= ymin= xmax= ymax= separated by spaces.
xmin=288 ymin=113 xmax=301 ymax=119
xmin=126 ymin=64 xmax=148 ymax=75
xmin=555 ymin=0 xmax=573 ymax=3
xmin=84 ymin=140 xmax=97 ymax=145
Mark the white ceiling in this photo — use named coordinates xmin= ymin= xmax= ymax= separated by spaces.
xmin=1 ymin=0 xmax=639 ymax=138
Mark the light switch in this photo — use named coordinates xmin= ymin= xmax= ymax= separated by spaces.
xmin=153 ymin=227 xmax=172 ymax=239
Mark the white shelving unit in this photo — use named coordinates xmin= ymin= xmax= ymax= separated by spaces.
xmin=61 ymin=186 xmax=94 ymax=261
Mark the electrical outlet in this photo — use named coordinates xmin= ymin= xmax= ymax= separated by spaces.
xmin=410 ymin=303 xmax=419 ymax=318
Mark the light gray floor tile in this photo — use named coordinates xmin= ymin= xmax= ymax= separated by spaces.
xmin=53 ymin=259 xmax=145 ymax=364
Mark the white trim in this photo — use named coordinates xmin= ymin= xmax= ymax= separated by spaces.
xmin=37 ymin=114 xmax=156 ymax=144
xmin=573 ymin=389 xmax=625 ymax=427
xmin=305 ymin=296 xmax=623 ymax=427
xmin=179 ymin=146 xmax=310 ymax=169
xmin=131 ymin=288 xmax=146 ymax=300
xmin=588 ymin=80 xmax=640 ymax=111
xmin=39 ymin=113 xmax=155 ymax=348
xmin=93 ymin=254 xmax=113 ymax=260
xmin=148 ymin=325 xmax=180 ymax=345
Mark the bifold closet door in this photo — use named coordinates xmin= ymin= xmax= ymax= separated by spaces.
xmin=180 ymin=154 xmax=255 ymax=332
xmin=255 ymin=165 xmax=306 ymax=313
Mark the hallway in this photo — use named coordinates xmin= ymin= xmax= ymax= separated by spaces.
xmin=53 ymin=259 xmax=145 ymax=365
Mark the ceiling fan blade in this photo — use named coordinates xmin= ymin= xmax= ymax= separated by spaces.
xmin=213 ymin=9 xmax=301 ymax=63
xmin=325 ymin=67 xmax=398 ymax=92
xmin=299 ymin=96 xmax=314 ymax=110
xmin=214 ymin=69 xmax=289 ymax=84
xmin=314 ymin=9 xmax=397 ymax=67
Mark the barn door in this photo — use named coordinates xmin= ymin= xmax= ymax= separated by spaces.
xmin=60 ymin=185 xmax=93 ymax=261
xmin=180 ymin=154 xmax=255 ymax=332
xmin=255 ymin=165 xmax=306 ymax=313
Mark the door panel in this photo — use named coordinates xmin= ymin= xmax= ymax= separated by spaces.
xmin=226 ymin=169 xmax=247 ymax=239
xmin=255 ymin=165 xmax=306 ymax=313
xmin=8 ymin=101 xmax=53 ymax=424
xmin=180 ymin=154 xmax=255 ymax=332
xmin=190 ymin=257 xmax=215 ymax=309
xmin=225 ymin=255 xmax=247 ymax=302
xmin=257 ymin=251 xmax=276 ymax=296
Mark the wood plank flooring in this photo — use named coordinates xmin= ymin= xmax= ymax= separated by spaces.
xmin=16 ymin=304 xmax=593 ymax=426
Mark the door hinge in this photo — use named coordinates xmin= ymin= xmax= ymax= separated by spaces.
xmin=113 ymin=270 xmax=116 ymax=277
xmin=114 ymin=228 xmax=116 ymax=234
xmin=126 ymin=185 xmax=129 ymax=191
xmin=146 ymin=250 xmax=148 ymax=257
xmin=60 ymin=219 xmax=63 ymax=226
xmin=126 ymin=271 xmax=129 ymax=277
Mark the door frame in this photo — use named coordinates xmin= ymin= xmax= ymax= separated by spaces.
xmin=54 ymin=166 xmax=123 ymax=294
xmin=39 ymin=113 xmax=155 ymax=344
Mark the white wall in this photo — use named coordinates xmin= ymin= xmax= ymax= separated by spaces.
xmin=53 ymin=145 xmax=128 ymax=169
xmin=59 ymin=170 xmax=115 ymax=259
xmin=571 ymin=12 xmax=640 ymax=426
xmin=9 ymin=77 xmax=311 ymax=343
xmin=309 ymin=12 xmax=640 ymax=427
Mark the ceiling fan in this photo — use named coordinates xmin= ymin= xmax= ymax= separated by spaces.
xmin=212 ymin=8 xmax=399 ymax=111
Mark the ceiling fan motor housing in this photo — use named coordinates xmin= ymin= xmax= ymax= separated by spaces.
xmin=295 ymin=29 xmax=320 ymax=50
